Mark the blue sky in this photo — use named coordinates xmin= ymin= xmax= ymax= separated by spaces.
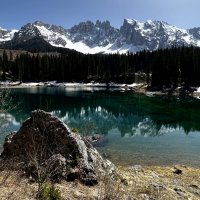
xmin=0 ymin=0 xmax=200 ymax=30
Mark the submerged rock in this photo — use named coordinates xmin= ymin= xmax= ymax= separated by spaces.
xmin=0 ymin=110 xmax=116 ymax=185
xmin=84 ymin=134 xmax=103 ymax=144
xmin=84 ymin=134 xmax=108 ymax=147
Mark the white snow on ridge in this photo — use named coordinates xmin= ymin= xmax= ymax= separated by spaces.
xmin=10 ymin=29 xmax=18 ymax=36
xmin=0 ymin=29 xmax=18 ymax=42
xmin=125 ymin=18 xmax=137 ymax=25
xmin=1 ymin=19 xmax=200 ymax=54
xmin=35 ymin=25 xmax=53 ymax=39
xmin=0 ymin=27 xmax=7 ymax=31
xmin=183 ymin=35 xmax=193 ymax=44
xmin=32 ymin=20 xmax=176 ymax=54
xmin=34 ymin=24 xmax=113 ymax=54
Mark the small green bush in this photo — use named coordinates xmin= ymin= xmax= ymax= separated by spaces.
xmin=71 ymin=127 xmax=79 ymax=133
xmin=38 ymin=183 xmax=62 ymax=200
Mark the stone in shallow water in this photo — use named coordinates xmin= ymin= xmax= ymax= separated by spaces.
xmin=128 ymin=165 xmax=144 ymax=172
xmin=0 ymin=110 xmax=116 ymax=185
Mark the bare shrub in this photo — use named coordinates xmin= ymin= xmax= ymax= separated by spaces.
xmin=96 ymin=171 xmax=128 ymax=200
xmin=23 ymin=121 xmax=66 ymax=199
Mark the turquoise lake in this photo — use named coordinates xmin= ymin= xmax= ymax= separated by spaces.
xmin=1 ymin=87 xmax=200 ymax=167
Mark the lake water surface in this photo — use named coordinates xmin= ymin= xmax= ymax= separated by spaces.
xmin=1 ymin=87 xmax=200 ymax=167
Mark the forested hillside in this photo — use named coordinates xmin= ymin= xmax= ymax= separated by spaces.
xmin=0 ymin=46 xmax=200 ymax=88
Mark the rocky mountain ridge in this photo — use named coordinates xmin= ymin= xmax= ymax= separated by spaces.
xmin=1 ymin=19 xmax=200 ymax=54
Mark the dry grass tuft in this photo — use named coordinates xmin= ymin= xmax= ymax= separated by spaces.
xmin=1 ymin=165 xmax=200 ymax=199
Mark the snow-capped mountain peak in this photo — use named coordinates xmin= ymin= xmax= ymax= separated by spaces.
xmin=1 ymin=19 xmax=200 ymax=54
xmin=0 ymin=27 xmax=7 ymax=31
xmin=0 ymin=27 xmax=18 ymax=43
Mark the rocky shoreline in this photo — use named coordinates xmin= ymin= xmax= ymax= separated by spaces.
xmin=1 ymin=81 xmax=200 ymax=99
xmin=0 ymin=81 xmax=143 ymax=89
xmin=0 ymin=165 xmax=200 ymax=199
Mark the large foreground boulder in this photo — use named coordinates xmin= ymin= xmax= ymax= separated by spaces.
xmin=0 ymin=110 xmax=116 ymax=185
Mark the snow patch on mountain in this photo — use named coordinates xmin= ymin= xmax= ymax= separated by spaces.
xmin=0 ymin=27 xmax=18 ymax=42
xmin=0 ymin=27 xmax=7 ymax=31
